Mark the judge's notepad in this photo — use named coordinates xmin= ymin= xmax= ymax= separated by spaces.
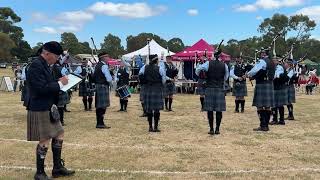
xmin=61 ymin=74 xmax=83 ymax=92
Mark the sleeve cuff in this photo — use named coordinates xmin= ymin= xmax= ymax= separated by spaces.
xmin=58 ymin=81 xmax=64 ymax=89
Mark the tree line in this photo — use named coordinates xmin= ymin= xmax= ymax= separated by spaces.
xmin=0 ymin=7 xmax=319 ymax=63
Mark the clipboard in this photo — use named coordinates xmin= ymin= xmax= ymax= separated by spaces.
xmin=60 ymin=73 xmax=83 ymax=92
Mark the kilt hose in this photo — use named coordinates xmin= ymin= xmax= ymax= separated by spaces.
xmin=27 ymin=111 xmax=64 ymax=141
xmin=287 ymin=84 xmax=296 ymax=104
xmin=252 ymin=82 xmax=274 ymax=108
xmin=164 ymin=82 xmax=176 ymax=96
xmin=274 ymin=87 xmax=288 ymax=107
xmin=79 ymin=82 xmax=94 ymax=97
xmin=57 ymin=91 xmax=70 ymax=107
xmin=204 ymin=87 xmax=226 ymax=112
xmin=95 ymin=84 xmax=110 ymax=109
xmin=232 ymin=81 xmax=247 ymax=97
xmin=143 ymin=84 xmax=164 ymax=112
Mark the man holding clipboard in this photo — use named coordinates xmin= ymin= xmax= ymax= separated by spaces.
xmin=26 ymin=41 xmax=75 ymax=179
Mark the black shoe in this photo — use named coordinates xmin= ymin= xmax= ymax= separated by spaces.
xmin=277 ymin=121 xmax=285 ymax=125
xmin=149 ymin=128 xmax=153 ymax=132
xmin=34 ymin=172 xmax=52 ymax=180
xmin=153 ymin=129 xmax=161 ymax=132
xmin=269 ymin=121 xmax=278 ymax=125
xmin=52 ymin=160 xmax=75 ymax=178
xmin=288 ymin=116 xmax=295 ymax=120
xmin=61 ymin=122 xmax=66 ymax=126
xmin=253 ymin=127 xmax=269 ymax=131
xmin=234 ymin=110 xmax=239 ymax=113
xmin=208 ymin=130 xmax=214 ymax=135
xmin=168 ymin=109 xmax=173 ymax=112
xmin=96 ymin=124 xmax=110 ymax=129
xmin=215 ymin=130 xmax=220 ymax=134
xmin=118 ymin=109 xmax=124 ymax=112
xmin=241 ymin=109 xmax=244 ymax=113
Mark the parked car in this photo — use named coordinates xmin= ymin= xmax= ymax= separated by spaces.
xmin=0 ymin=63 xmax=7 ymax=68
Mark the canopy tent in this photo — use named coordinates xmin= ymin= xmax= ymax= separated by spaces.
xmin=122 ymin=39 xmax=175 ymax=59
xmin=172 ymin=39 xmax=231 ymax=62
xmin=171 ymin=39 xmax=231 ymax=80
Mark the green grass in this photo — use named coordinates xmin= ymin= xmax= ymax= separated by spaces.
xmin=0 ymin=68 xmax=320 ymax=179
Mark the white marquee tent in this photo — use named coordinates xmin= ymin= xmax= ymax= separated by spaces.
xmin=122 ymin=39 xmax=175 ymax=59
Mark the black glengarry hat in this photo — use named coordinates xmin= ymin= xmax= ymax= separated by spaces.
xmin=43 ymin=41 xmax=64 ymax=56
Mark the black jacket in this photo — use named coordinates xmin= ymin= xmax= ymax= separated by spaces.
xmin=26 ymin=56 xmax=60 ymax=111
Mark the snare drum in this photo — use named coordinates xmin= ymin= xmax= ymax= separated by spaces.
xmin=116 ymin=86 xmax=131 ymax=99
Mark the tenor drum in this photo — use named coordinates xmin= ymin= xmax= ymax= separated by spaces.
xmin=116 ymin=85 xmax=131 ymax=98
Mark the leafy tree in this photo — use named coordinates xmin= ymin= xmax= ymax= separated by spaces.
xmin=289 ymin=14 xmax=316 ymax=42
xmin=11 ymin=40 xmax=32 ymax=62
xmin=168 ymin=38 xmax=185 ymax=53
xmin=100 ymin=33 xmax=125 ymax=58
xmin=0 ymin=32 xmax=15 ymax=62
xmin=126 ymin=33 xmax=167 ymax=53
xmin=60 ymin=32 xmax=82 ymax=54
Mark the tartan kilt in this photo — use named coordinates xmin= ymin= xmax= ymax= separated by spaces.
xmin=274 ymin=88 xmax=288 ymax=107
xmin=196 ymin=79 xmax=206 ymax=95
xmin=57 ymin=91 xmax=70 ymax=107
xmin=143 ymin=84 xmax=164 ymax=112
xmin=252 ymin=83 xmax=274 ymax=108
xmin=79 ymin=82 xmax=94 ymax=97
xmin=139 ymin=85 xmax=145 ymax=102
xmin=287 ymin=84 xmax=296 ymax=104
xmin=95 ymin=84 xmax=110 ymax=108
xmin=232 ymin=81 xmax=247 ymax=97
xmin=27 ymin=111 xmax=64 ymax=141
xmin=204 ymin=87 xmax=226 ymax=112
xmin=164 ymin=82 xmax=176 ymax=96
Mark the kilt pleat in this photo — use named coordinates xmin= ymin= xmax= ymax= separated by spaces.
xmin=287 ymin=84 xmax=296 ymax=104
xmin=196 ymin=79 xmax=206 ymax=96
xmin=57 ymin=91 xmax=69 ymax=107
xmin=204 ymin=87 xmax=226 ymax=112
xmin=232 ymin=81 xmax=247 ymax=97
xmin=139 ymin=85 xmax=145 ymax=102
xmin=252 ymin=83 xmax=274 ymax=108
xmin=95 ymin=84 xmax=110 ymax=108
xmin=164 ymin=82 xmax=176 ymax=96
xmin=79 ymin=82 xmax=94 ymax=97
xmin=274 ymin=87 xmax=288 ymax=107
xmin=27 ymin=111 xmax=64 ymax=141
xmin=143 ymin=84 xmax=164 ymax=111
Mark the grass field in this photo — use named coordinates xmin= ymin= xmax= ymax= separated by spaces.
xmin=0 ymin=68 xmax=320 ymax=179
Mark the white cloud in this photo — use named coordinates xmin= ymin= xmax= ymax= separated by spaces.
xmin=31 ymin=12 xmax=47 ymax=21
xmin=187 ymin=9 xmax=199 ymax=16
xmin=235 ymin=0 xmax=304 ymax=12
xmin=310 ymin=35 xmax=320 ymax=40
xmin=88 ymin=2 xmax=167 ymax=18
xmin=295 ymin=6 xmax=320 ymax=22
xmin=58 ymin=25 xmax=81 ymax=32
xmin=55 ymin=11 xmax=94 ymax=25
xmin=256 ymin=16 xmax=263 ymax=20
xmin=33 ymin=26 xmax=57 ymax=34
xmin=235 ymin=4 xmax=257 ymax=12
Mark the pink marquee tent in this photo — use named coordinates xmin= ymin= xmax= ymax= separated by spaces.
xmin=172 ymin=39 xmax=231 ymax=62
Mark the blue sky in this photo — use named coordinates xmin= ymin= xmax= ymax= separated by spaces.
xmin=1 ymin=0 xmax=320 ymax=48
